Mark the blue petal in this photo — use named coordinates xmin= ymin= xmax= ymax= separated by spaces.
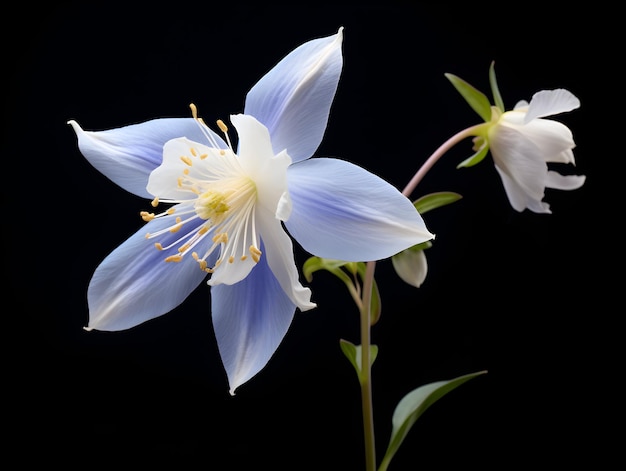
xmin=211 ymin=248 xmax=296 ymax=395
xmin=285 ymin=158 xmax=434 ymax=261
xmin=244 ymin=28 xmax=343 ymax=163
xmin=87 ymin=214 xmax=212 ymax=331
xmin=68 ymin=118 xmax=226 ymax=198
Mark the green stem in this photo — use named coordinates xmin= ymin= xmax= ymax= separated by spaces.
xmin=360 ymin=260 xmax=377 ymax=471
xmin=356 ymin=125 xmax=480 ymax=471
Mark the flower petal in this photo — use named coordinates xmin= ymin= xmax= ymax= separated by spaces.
xmin=545 ymin=170 xmax=586 ymax=190
xmin=87 ymin=213 xmax=211 ymax=331
xmin=211 ymin=250 xmax=297 ymax=395
xmin=244 ymin=27 xmax=344 ymax=163
xmin=502 ymin=112 xmax=577 ymax=164
xmin=494 ymin=164 xmax=549 ymax=213
xmin=68 ymin=118 xmax=226 ymax=198
xmin=524 ymin=89 xmax=580 ymax=123
xmin=230 ymin=114 xmax=293 ymax=219
xmin=255 ymin=206 xmax=315 ymax=311
xmin=489 ymin=123 xmax=547 ymax=201
xmin=147 ymin=137 xmax=229 ymax=201
xmin=285 ymin=158 xmax=434 ymax=261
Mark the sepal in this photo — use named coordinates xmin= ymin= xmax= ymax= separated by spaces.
xmin=456 ymin=135 xmax=490 ymax=168
xmin=444 ymin=73 xmax=492 ymax=122
xmin=488 ymin=61 xmax=505 ymax=112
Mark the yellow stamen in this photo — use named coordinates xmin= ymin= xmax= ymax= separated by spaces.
xmin=140 ymin=211 xmax=155 ymax=221
xmin=154 ymin=242 xmax=163 ymax=250
xmin=151 ymin=197 xmax=159 ymax=207
xmin=190 ymin=147 xmax=197 ymax=157
xmin=165 ymin=255 xmax=183 ymax=263
xmin=180 ymin=155 xmax=192 ymax=166
xmin=228 ymin=256 xmax=235 ymax=263
xmin=249 ymin=245 xmax=262 ymax=263
xmin=189 ymin=103 xmax=198 ymax=119
xmin=169 ymin=217 xmax=183 ymax=233
xmin=216 ymin=119 xmax=228 ymax=133
xmin=212 ymin=233 xmax=228 ymax=244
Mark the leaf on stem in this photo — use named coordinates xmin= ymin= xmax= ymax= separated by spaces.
xmin=413 ymin=191 xmax=463 ymax=214
xmin=339 ymin=339 xmax=379 ymax=384
xmin=303 ymin=257 xmax=381 ymax=324
xmin=378 ymin=370 xmax=487 ymax=471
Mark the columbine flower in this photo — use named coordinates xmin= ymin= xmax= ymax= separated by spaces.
xmin=68 ymin=27 xmax=434 ymax=394
xmin=447 ymin=65 xmax=585 ymax=213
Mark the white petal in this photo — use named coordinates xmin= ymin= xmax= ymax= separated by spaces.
xmin=545 ymin=170 xmax=586 ymax=190
xmin=244 ymin=28 xmax=344 ymax=163
xmin=230 ymin=114 xmax=293 ymax=219
xmin=147 ymin=137 xmax=223 ymax=200
xmin=524 ymin=89 xmax=580 ymax=123
xmin=494 ymin=165 xmax=548 ymax=213
xmin=514 ymin=118 xmax=577 ymax=164
xmin=208 ymin=253 xmax=258 ymax=287
xmin=256 ymin=206 xmax=315 ymax=311
xmin=489 ymin=123 xmax=547 ymax=202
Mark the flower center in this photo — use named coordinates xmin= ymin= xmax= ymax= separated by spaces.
xmin=195 ymin=189 xmax=230 ymax=222
xmin=142 ymin=111 xmax=264 ymax=278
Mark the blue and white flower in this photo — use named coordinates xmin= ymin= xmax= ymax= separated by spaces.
xmin=68 ymin=27 xmax=434 ymax=394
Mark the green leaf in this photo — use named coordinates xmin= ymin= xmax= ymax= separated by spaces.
xmin=378 ymin=370 xmax=487 ymax=471
xmin=489 ymin=60 xmax=505 ymax=112
xmin=444 ymin=73 xmax=492 ymax=122
xmin=302 ymin=256 xmax=356 ymax=292
xmin=339 ymin=339 xmax=379 ymax=383
xmin=302 ymin=256 xmax=351 ymax=282
xmin=303 ymin=258 xmax=380 ymax=321
xmin=413 ymin=191 xmax=463 ymax=214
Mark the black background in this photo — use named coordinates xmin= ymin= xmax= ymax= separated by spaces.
xmin=5 ymin=3 xmax=615 ymax=470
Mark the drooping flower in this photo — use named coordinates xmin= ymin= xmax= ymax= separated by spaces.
xmin=447 ymin=64 xmax=585 ymax=213
xmin=68 ymin=27 xmax=434 ymax=394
